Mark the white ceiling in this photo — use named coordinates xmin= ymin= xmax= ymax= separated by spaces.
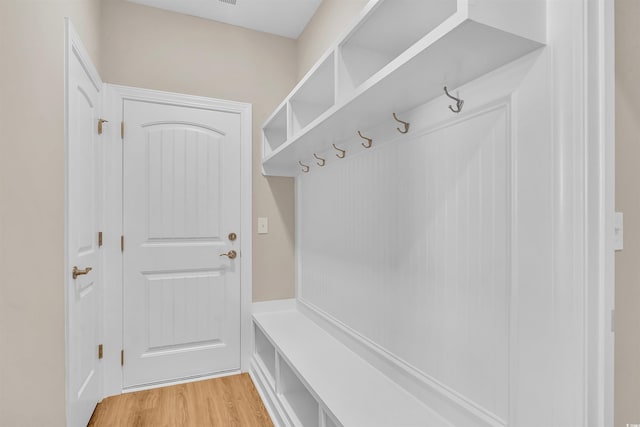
xmin=127 ymin=0 xmax=322 ymax=39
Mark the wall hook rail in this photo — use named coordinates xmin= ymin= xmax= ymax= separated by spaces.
xmin=444 ymin=86 xmax=464 ymax=113
xmin=298 ymin=161 xmax=310 ymax=173
xmin=313 ymin=153 xmax=326 ymax=166
xmin=332 ymin=143 xmax=346 ymax=159
xmin=392 ymin=113 xmax=410 ymax=134
xmin=358 ymin=131 xmax=373 ymax=148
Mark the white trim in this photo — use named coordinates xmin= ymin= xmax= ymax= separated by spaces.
xmin=102 ymin=84 xmax=252 ymax=396
xmin=602 ymin=0 xmax=615 ymax=422
xmin=64 ymin=18 xmax=103 ymax=426
xmin=584 ymin=0 xmax=615 ymax=425
xmin=101 ymin=84 xmax=123 ymax=397
xmin=65 ymin=20 xmax=101 ymax=93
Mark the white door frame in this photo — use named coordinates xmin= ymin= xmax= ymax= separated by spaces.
xmin=64 ymin=19 xmax=104 ymax=426
xmin=101 ymin=84 xmax=252 ymax=396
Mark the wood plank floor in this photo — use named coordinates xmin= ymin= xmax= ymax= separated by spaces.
xmin=88 ymin=373 xmax=274 ymax=427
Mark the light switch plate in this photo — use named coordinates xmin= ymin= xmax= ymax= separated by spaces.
xmin=258 ymin=217 xmax=268 ymax=234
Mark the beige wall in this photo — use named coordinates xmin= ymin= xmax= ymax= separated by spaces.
xmin=0 ymin=1 xmax=101 ymax=426
xmin=100 ymin=0 xmax=298 ymax=302
xmin=615 ymin=1 xmax=640 ymax=425
xmin=296 ymin=0 xmax=369 ymax=79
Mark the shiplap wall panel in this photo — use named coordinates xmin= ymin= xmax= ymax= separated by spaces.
xmin=298 ymin=107 xmax=509 ymax=420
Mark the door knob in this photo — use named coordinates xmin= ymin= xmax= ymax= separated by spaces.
xmin=72 ymin=266 xmax=92 ymax=279
xmin=219 ymin=250 xmax=237 ymax=260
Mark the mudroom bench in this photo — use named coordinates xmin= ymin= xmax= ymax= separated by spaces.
xmin=250 ymin=302 xmax=452 ymax=427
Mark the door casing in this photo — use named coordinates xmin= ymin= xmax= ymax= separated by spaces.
xmin=101 ymin=84 xmax=252 ymax=396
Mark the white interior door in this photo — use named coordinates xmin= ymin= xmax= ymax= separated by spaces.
xmin=122 ymin=99 xmax=242 ymax=388
xmin=66 ymin=23 xmax=103 ymax=427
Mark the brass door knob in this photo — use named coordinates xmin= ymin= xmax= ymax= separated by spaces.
xmin=72 ymin=266 xmax=93 ymax=279
xmin=228 ymin=232 xmax=237 ymax=241
xmin=220 ymin=250 xmax=237 ymax=260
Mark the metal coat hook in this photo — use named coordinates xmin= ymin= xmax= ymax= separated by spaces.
xmin=444 ymin=86 xmax=464 ymax=113
xmin=313 ymin=153 xmax=326 ymax=167
xmin=332 ymin=143 xmax=346 ymax=159
xmin=358 ymin=131 xmax=373 ymax=148
xmin=392 ymin=113 xmax=410 ymax=134
xmin=298 ymin=161 xmax=310 ymax=173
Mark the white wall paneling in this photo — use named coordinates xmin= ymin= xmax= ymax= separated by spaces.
xmin=300 ymin=107 xmax=510 ymax=421
xmin=297 ymin=75 xmax=514 ymax=424
xmin=292 ymin=32 xmax=610 ymax=423
xmin=255 ymin=0 xmax=614 ymax=425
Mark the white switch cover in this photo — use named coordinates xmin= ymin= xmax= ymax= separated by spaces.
xmin=258 ymin=217 xmax=268 ymax=234
xmin=614 ymin=212 xmax=623 ymax=251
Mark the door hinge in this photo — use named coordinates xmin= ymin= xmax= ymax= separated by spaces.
xmin=121 ymin=121 xmax=125 ymax=139
xmin=98 ymin=231 xmax=103 ymax=248
xmin=121 ymin=235 xmax=124 ymax=252
xmin=121 ymin=350 xmax=124 ymax=366
xmin=98 ymin=344 xmax=103 ymax=360
xmin=98 ymin=118 xmax=108 ymax=135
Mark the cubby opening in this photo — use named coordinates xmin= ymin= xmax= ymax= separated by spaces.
xmin=290 ymin=54 xmax=335 ymax=136
xmin=338 ymin=0 xmax=457 ymax=96
xmin=263 ymin=104 xmax=288 ymax=156
xmin=278 ymin=359 xmax=320 ymax=427
xmin=254 ymin=324 xmax=276 ymax=388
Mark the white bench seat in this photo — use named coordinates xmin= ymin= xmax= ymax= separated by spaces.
xmin=251 ymin=309 xmax=452 ymax=427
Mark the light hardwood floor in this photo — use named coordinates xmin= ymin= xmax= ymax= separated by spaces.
xmin=88 ymin=373 xmax=274 ymax=427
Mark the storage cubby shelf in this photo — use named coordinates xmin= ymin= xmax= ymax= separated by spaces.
xmin=254 ymin=324 xmax=277 ymax=390
xmin=262 ymin=0 xmax=545 ymax=177
xmin=252 ymin=309 xmax=451 ymax=427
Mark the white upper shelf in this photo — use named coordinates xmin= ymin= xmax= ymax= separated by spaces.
xmin=262 ymin=0 xmax=546 ymax=177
